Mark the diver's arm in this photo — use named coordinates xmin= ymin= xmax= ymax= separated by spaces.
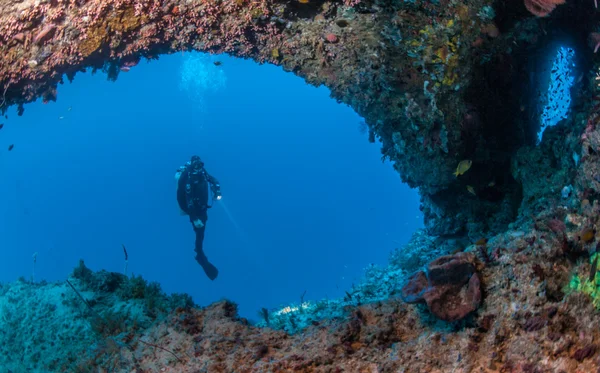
xmin=205 ymin=171 xmax=222 ymax=200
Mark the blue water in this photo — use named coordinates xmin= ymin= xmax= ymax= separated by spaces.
xmin=0 ymin=52 xmax=422 ymax=319
xmin=539 ymin=45 xmax=575 ymax=142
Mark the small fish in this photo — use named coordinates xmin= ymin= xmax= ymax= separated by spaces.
xmin=467 ymin=185 xmax=476 ymax=195
xmin=579 ymin=227 xmax=596 ymax=244
xmin=67 ymin=106 xmax=72 ymax=111
xmin=0 ymin=124 xmax=3 ymax=130
xmin=475 ymin=238 xmax=487 ymax=246
xmin=454 ymin=159 xmax=472 ymax=177
xmin=58 ymin=116 xmax=64 ymax=120
xmin=582 ymin=199 xmax=591 ymax=209
xmin=7 ymin=144 xmax=13 ymax=151
xmin=590 ymin=255 xmax=598 ymax=282
xmin=488 ymin=180 xmax=496 ymax=187
xmin=213 ymin=61 xmax=222 ymax=66
xmin=298 ymin=0 xmax=309 ymax=3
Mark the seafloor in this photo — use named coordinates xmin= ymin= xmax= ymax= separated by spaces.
xmin=2 ymin=0 xmax=600 ymax=371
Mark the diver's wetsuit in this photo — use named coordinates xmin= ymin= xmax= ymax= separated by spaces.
xmin=177 ymin=160 xmax=220 ymax=280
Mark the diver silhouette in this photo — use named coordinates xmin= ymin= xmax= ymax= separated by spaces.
xmin=175 ymin=155 xmax=222 ymax=280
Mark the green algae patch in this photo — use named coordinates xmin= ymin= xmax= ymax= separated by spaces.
xmin=567 ymin=253 xmax=600 ymax=308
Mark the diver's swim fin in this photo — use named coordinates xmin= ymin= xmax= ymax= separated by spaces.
xmin=197 ymin=255 xmax=219 ymax=280
xmin=202 ymin=261 xmax=218 ymax=280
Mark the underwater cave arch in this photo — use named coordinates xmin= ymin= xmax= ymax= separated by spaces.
xmin=0 ymin=0 xmax=578 ymax=241
xmin=5 ymin=0 xmax=600 ymax=370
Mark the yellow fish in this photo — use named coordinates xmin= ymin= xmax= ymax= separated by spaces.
xmin=582 ymin=199 xmax=591 ymax=209
xmin=579 ymin=227 xmax=596 ymax=244
xmin=454 ymin=159 xmax=472 ymax=177
xmin=467 ymin=185 xmax=476 ymax=196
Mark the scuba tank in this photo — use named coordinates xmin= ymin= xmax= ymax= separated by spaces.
xmin=175 ymin=163 xmax=190 ymax=215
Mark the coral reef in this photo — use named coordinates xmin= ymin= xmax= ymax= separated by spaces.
xmin=7 ymin=201 xmax=600 ymax=372
xmin=0 ymin=260 xmax=194 ymax=372
xmin=4 ymin=0 xmax=600 ymax=370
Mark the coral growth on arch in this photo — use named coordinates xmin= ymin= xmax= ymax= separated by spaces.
xmin=524 ymin=0 xmax=565 ymax=17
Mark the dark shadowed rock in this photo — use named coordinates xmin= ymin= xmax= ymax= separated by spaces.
xmin=401 ymin=271 xmax=428 ymax=303
xmin=423 ymin=273 xmax=482 ymax=322
xmin=572 ymin=344 xmax=597 ymax=362
xmin=427 ymin=252 xmax=476 ymax=287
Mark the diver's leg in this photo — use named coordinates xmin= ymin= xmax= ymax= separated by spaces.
xmin=193 ymin=222 xmax=218 ymax=280
xmin=194 ymin=224 xmax=206 ymax=255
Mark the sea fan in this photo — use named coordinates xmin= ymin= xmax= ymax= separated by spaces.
xmin=524 ymin=0 xmax=565 ymax=17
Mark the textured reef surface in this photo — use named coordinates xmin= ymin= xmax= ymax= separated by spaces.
xmin=3 ymin=0 xmax=600 ymax=370
xmin=6 ymin=209 xmax=600 ymax=372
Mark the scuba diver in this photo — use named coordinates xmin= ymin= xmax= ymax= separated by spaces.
xmin=175 ymin=155 xmax=222 ymax=280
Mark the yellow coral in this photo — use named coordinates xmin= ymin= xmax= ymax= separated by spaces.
xmin=448 ymin=37 xmax=458 ymax=53
xmin=79 ymin=7 xmax=147 ymax=58
xmin=434 ymin=46 xmax=449 ymax=62
xmin=79 ymin=24 xmax=108 ymax=57
xmin=441 ymin=55 xmax=459 ymax=86
xmin=419 ymin=26 xmax=434 ymax=37
xmin=107 ymin=8 xmax=144 ymax=33
xmin=456 ymin=5 xmax=470 ymax=21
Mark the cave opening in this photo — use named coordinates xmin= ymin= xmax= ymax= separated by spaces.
xmin=0 ymin=52 xmax=423 ymax=320
xmin=448 ymin=9 xmax=593 ymax=240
